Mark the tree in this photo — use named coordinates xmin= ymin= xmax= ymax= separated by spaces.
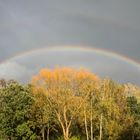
xmin=0 ymin=82 xmax=36 ymax=140
xmin=32 ymin=67 xmax=99 ymax=140
xmin=30 ymin=88 xmax=56 ymax=140
xmin=0 ymin=79 xmax=6 ymax=88
xmin=1 ymin=67 xmax=140 ymax=140
xmin=97 ymin=79 xmax=128 ymax=140
xmin=126 ymin=96 xmax=140 ymax=140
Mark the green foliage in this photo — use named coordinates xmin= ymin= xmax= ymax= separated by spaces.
xmin=126 ymin=96 xmax=140 ymax=139
xmin=0 ymin=82 xmax=36 ymax=139
xmin=57 ymin=136 xmax=64 ymax=140
xmin=70 ymin=136 xmax=81 ymax=140
xmin=16 ymin=122 xmax=36 ymax=140
xmin=57 ymin=136 xmax=81 ymax=140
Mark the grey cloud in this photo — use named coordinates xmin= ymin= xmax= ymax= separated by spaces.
xmin=0 ymin=1 xmax=140 ymax=86
xmin=0 ymin=61 xmax=34 ymax=83
xmin=0 ymin=0 xmax=140 ymax=61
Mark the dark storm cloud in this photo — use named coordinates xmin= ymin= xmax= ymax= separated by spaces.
xmin=0 ymin=0 xmax=140 ymax=61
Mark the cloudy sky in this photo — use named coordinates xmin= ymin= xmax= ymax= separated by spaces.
xmin=0 ymin=0 xmax=140 ymax=85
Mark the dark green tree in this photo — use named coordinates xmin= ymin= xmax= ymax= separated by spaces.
xmin=126 ymin=96 xmax=140 ymax=140
xmin=0 ymin=82 xmax=36 ymax=140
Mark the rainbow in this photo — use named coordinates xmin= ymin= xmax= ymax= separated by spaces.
xmin=1 ymin=45 xmax=140 ymax=68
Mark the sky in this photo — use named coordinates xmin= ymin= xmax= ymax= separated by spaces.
xmin=0 ymin=0 xmax=140 ymax=85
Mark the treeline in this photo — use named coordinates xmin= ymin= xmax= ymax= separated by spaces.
xmin=0 ymin=68 xmax=140 ymax=140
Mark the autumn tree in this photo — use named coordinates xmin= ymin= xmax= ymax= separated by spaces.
xmin=30 ymin=87 xmax=56 ymax=140
xmin=32 ymin=67 xmax=99 ymax=140
xmin=95 ymin=79 xmax=129 ymax=140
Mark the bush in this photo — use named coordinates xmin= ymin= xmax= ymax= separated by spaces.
xmin=57 ymin=136 xmax=64 ymax=140
xmin=70 ymin=136 xmax=80 ymax=140
xmin=57 ymin=136 xmax=80 ymax=140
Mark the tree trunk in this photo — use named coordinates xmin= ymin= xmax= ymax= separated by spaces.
xmin=57 ymin=114 xmax=70 ymax=140
xmin=63 ymin=128 xmax=69 ymax=140
xmin=65 ymin=127 xmax=69 ymax=140
xmin=90 ymin=112 xmax=93 ymax=140
xmin=99 ymin=80 xmax=105 ymax=140
xmin=47 ymin=123 xmax=50 ymax=140
xmin=99 ymin=114 xmax=103 ymax=140
xmin=91 ymin=98 xmax=93 ymax=140
xmin=42 ymin=125 xmax=45 ymax=140
xmin=84 ymin=110 xmax=89 ymax=140
xmin=132 ymin=131 xmax=134 ymax=140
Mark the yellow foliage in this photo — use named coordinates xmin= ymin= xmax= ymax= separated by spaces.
xmin=32 ymin=67 xmax=100 ymax=96
xmin=31 ymin=67 xmax=100 ymax=140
